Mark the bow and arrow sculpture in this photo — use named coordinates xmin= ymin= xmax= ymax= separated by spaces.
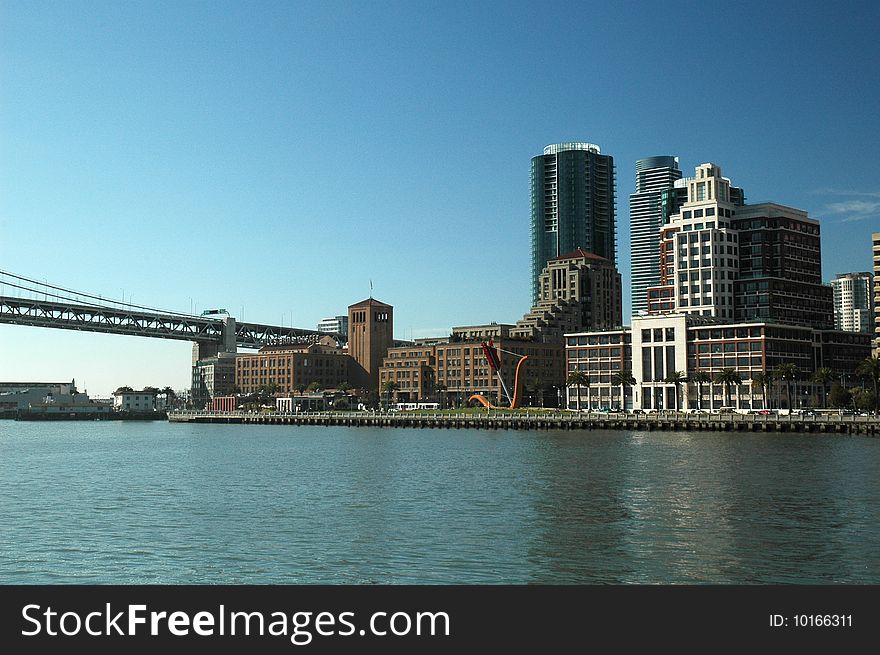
xmin=468 ymin=340 xmax=529 ymax=409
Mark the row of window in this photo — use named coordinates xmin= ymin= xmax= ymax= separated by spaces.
xmin=678 ymin=258 xmax=738 ymax=269
xmin=641 ymin=327 xmax=676 ymax=343
xmin=569 ymin=347 xmax=625 ymax=359
xmin=566 ymin=333 xmax=631 ymax=346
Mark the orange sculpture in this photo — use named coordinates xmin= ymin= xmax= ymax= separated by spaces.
xmin=469 ymin=353 xmax=529 ymax=410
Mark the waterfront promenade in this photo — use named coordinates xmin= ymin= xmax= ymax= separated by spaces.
xmin=169 ymin=410 xmax=880 ymax=435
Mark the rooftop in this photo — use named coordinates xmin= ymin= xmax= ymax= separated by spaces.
xmin=550 ymin=248 xmax=609 ymax=263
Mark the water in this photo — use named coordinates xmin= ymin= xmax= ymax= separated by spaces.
xmin=1 ymin=421 xmax=878 ymax=584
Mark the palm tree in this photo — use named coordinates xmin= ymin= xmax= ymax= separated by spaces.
xmin=566 ymin=370 xmax=589 ymax=411
xmin=751 ymin=371 xmax=771 ymax=411
xmin=812 ymin=367 xmax=834 ymax=409
xmin=855 ymin=356 xmax=880 ymax=413
xmin=774 ymin=363 xmax=799 ymax=411
xmin=610 ymin=370 xmax=636 ymax=411
xmin=532 ymin=377 xmax=547 ymax=408
xmin=161 ymin=386 xmax=177 ymax=410
xmin=713 ymin=368 xmax=742 ymax=409
xmin=664 ymin=371 xmax=687 ymax=412
xmin=380 ymin=380 xmax=399 ymax=410
xmin=691 ymin=371 xmax=712 ymax=411
xmin=306 ymin=381 xmax=322 ymax=393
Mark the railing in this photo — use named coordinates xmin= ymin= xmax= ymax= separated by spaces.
xmin=169 ymin=409 xmax=879 ymax=424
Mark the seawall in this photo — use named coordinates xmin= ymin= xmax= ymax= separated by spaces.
xmin=168 ymin=411 xmax=880 ymax=435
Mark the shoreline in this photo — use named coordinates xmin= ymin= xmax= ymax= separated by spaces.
xmin=168 ymin=410 xmax=880 ymax=435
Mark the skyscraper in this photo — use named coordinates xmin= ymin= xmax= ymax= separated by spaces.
xmin=830 ymin=272 xmax=874 ymax=333
xmin=530 ymin=143 xmax=616 ymax=303
xmin=629 ymin=156 xmax=681 ymax=316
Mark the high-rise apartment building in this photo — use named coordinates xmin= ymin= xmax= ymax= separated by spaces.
xmin=665 ymin=163 xmax=742 ymax=320
xmin=646 ymin=162 xmax=832 ymax=329
xmin=830 ymin=272 xmax=874 ymax=333
xmin=530 ymin=142 xmax=616 ymax=302
xmin=732 ymin=203 xmax=832 ymax=329
xmin=629 ymin=156 xmax=681 ymax=316
xmin=873 ymin=232 xmax=880 ymax=351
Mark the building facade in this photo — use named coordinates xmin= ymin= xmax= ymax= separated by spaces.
xmin=513 ymin=249 xmax=622 ymax=343
xmin=873 ymin=232 xmax=880 ymax=352
xmin=564 ymin=328 xmax=633 ymax=410
xmin=530 ymin=142 xmax=616 ymax=302
xmin=191 ymin=353 xmax=236 ymax=407
xmin=665 ymin=163 xmax=742 ymax=320
xmin=235 ymin=340 xmax=349 ymax=395
xmin=566 ymin=314 xmax=872 ymax=412
xmin=630 ymin=156 xmax=681 ymax=316
xmin=645 ymin=163 xmax=833 ymax=331
xmin=317 ymin=315 xmax=349 ymax=336
xmin=112 ymin=389 xmax=158 ymax=411
xmin=379 ymin=339 xmax=564 ymax=407
xmin=831 ymin=272 xmax=874 ymax=333
xmin=732 ymin=203 xmax=832 ymax=329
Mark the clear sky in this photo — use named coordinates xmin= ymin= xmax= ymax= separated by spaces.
xmin=2 ymin=0 xmax=879 ymax=396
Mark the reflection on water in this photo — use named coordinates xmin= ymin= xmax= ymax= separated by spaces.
xmin=0 ymin=421 xmax=877 ymax=583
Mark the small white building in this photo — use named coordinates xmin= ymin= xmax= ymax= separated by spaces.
xmin=112 ymin=389 xmax=158 ymax=412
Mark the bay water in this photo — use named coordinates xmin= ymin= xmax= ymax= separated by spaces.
xmin=1 ymin=421 xmax=878 ymax=584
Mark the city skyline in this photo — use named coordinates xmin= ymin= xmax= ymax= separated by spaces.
xmin=2 ymin=1 xmax=879 ymax=396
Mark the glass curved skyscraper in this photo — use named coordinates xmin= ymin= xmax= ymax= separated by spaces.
xmin=629 ymin=156 xmax=681 ymax=315
xmin=530 ymin=143 xmax=616 ymax=303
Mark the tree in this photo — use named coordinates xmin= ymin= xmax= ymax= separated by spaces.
xmin=337 ymin=381 xmax=351 ymax=393
xmin=851 ymin=387 xmax=877 ymax=412
xmin=828 ymin=382 xmax=852 ymax=409
xmin=380 ymin=380 xmax=399 ymax=410
xmin=161 ymin=386 xmax=177 ymax=410
xmin=566 ymin=370 xmax=589 ymax=411
xmin=855 ymin=356 xmax=880 ymax=413
xmin=610 ymin=370 xmax=636 ymax=411
xmin=812 ymin=367 xmax=834 ymax=409
xmin=713 ymin=368 xmax=742 ymax=409
xmin=774 ymin=363 xmax=800 ymax=411
xmin=306 ymin=381 xmax=322 ymax=393
xmin=751 ymin=371 xmax=771 ymax=411
xmin=532 ymin=377 xmax=547 ymax=408
xmin=691 ymin=371 xmax=712 ymax=411
xmin=664 ymin=371 xmax=687 ymax=412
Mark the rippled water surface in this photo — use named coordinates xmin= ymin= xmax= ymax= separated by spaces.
xmin=1 ymin=421 xmax=878 ymax=583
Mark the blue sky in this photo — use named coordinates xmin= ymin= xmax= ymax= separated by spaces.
xmin=2 ymin=0 xmax=879 ymax=396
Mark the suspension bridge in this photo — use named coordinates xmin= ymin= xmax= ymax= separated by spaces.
xmin=0 ymin=270 xmax=342 ymax=350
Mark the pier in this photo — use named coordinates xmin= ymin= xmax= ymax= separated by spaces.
xmin=168 ymin=410 xmax=880 ymax=435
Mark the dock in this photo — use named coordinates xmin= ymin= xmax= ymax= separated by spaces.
xmin=168 ymin=411 xmax=880 ymax=435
